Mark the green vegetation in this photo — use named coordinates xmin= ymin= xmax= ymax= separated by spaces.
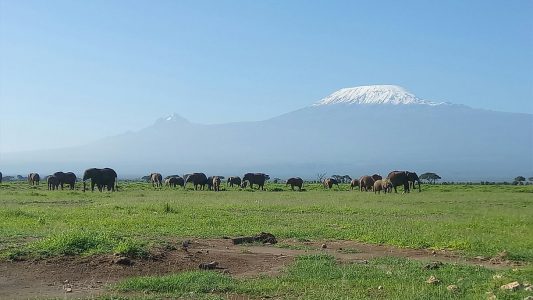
xmin=115 ymin=254 xmax=533 ymax=299
xmin=1 ymin=181 xmax=532 ymax=299
xmin=1 ymin=181 xmax=532 ymax=261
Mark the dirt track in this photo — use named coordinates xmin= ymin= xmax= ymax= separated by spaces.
xmin=0 ymin=238 xmax=518 ymax=300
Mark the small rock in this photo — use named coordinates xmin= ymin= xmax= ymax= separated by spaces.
xmin=321 ymin=244 xmax=327 ymax=249
xmin=64 ymin=280 xmax=69 ymax=283
xmin=431 ymin=250 xmax=436 ymax=255
xmin=425 ymin=275 xmax=440 ymax=284
xmin=222 ymin=269 xmax=230 ymax=275
xmin=524 ymin=286 xmax=532 ymax=292
xmin=447 ymin=285 xmax=458 ymax=292
xmin=114 ymin=256 xmax=132 ymax=266
xmin=474 ymin=256 xmax=487 ymax=261
xmin=500 ymin=281 xmax=520 ymax=291
xmin=199 ymin=261 xmax=219 ymax=270
xmin=378 ymin=286 xmax=383 ymax=290
xmin=65 ymin=287 xmax=72 ymax=293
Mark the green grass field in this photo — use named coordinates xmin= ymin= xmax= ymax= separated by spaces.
xmin=1 ymin=181 xmax=532 ymax=299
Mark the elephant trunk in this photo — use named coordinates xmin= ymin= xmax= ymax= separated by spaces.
xmin=83 ymin=181 xmax=86 ymax=192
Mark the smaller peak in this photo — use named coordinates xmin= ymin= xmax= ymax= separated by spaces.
xmin=156 ymin=113 xmax=190 ymax=124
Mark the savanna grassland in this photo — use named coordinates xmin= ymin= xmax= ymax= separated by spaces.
xmin=1 ymin=181 xmax=532 ymax=299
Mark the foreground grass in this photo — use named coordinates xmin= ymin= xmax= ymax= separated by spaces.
xmin=114 ymin=254 xmax=533 ymax=299
xmin=0 ymin=182 xmax=532 ymax=261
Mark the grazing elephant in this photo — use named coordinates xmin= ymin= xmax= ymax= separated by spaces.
xmin=382 ymin=179 xmax=393 ymax=194
xmin=165 ymin=176 xmax=184 ymax=188
xmin=286 ymin=177 xmax=303 ymax=191
xmin=0 ymin=171 xmax=2 ymax=183
xmin=386 ymin=171 xmax=410 ymax=193
xmin=350 ymin=179 xmax=360 ymax=190
xmin=212 ymin=176 xmax=221 ymax=192
xmin=371 ymin=174 xmax=382 ymax=181
xmin=242 ymin=173 xmax=270 ymax=190
xmin=53 ymin=171 xmax=77 ymax=190
xmin=373 ymin=180 xmax=384 ymax=194
xmin=28 ymin=173 xmax=40 ymax=185
xmin=240 ymin=181 xmax=248 ymax=189
xmin=324 ymin=178 xmax=339 ymax=189
xmin=83 ymin=168 xmax=118 ymax=192
xmin=150 ymin=173 xmax=163 ymax=187
xmin=47 ymin=175 xmax=60 ymax=190
xmin=407 ymin=171 xmax=421 ymax=192
xmin=359 ymin=176 xmax=375 ymax=192
xmin=185 ymin=173 xmax=208 ymax=190
xmin=227 ymin=176 xmax=242 ymax=187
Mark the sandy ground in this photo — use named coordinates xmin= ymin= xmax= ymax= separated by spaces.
xmin=0 ymin=238 xmax=519 ymax=300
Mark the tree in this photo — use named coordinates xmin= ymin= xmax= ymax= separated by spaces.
xmin=331 ymin=175 xmax=343 ymax=183
xmin=316 ymin=172 xmax=326 ymax=183
xmin=419 ymin=172 xmax=441 ymax=184
xmin=514 ymin=176 xmax=525 ymax=185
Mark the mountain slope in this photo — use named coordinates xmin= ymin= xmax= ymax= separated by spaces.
xmin=1 ymin=85 xmax=531 ymax=180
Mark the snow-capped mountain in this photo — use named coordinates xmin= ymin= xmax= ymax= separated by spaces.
xmin=314 ymin=85 xmax=444 ymax=106
xmin=2 ymin=85 xmax=532 ymax=180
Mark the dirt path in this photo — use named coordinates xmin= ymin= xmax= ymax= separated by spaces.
xmin=0 ymin=238 xmax=520 ymax=300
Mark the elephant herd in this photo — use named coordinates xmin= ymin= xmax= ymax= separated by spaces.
xmin=146 ymin=172 xmax=271 ymax=192
xmin=339 ymin=171 xmax=421 ymax=193
xmin=4 ymin=168 xmax=118 ymax=192
xmin=2 ymin=169 xmax=420 ymax=194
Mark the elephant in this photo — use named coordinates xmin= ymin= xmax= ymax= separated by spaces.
xmin=382 ymin=179 xmax=393 ymax=194
xmin=28 ymin=173 xmax=40 ymax=185
xmin=150 ymin=173 xmax=163 ymax=187
xmin=227 ymin=176 xmax=242 ymax=187
xmin=47 ymin=175 xmax=60 ymax=190
xmin=212 ymin=176 xmax=221 ymax=192
xmin=53 ymin=171 xmax=77 ymax=190
xmin=407 ymin=171 xmax=421 ymax=192
xmin=359 ymin=175 xmax=375 ymax=192
xmin=373 ymin=180 xmax=384 ymax=194
xmin=286 ymin=177 xmax=303 ymax=191
xmin=240 ymin=181 xmax=248 ymax=189
xmin=386 ymin=171 xmax=411 ymax=193
xmin=242 ymin=173 xmax=270 ymax=190
xmin=371 ymin=174 xmax=382 ymax=181
xmin=165 ymin=176 xmax=184 ymax=188
xmin=324 ymin=178 xmax=339 ymax=189
xmin=0 ymin=171 xmax=2 ymax=183
xmin=350 ymin=179 xmax=360 ymax=190
xmin=185 ymin=173 xmax=208 ymax=190
xmin=83 ymin=168 xmax=118 ymax=192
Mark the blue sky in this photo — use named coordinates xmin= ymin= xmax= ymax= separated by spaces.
xmin=1 ymin=0 xmax=532 ymax=152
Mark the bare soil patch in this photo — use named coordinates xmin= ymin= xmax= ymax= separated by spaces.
xmin=0 ymin=238 xmax=521 ymax=299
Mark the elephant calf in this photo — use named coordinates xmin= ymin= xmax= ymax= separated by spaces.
xmin=47 ymin=175 xmax=59 ymax=190
xmin=324 ymin=178 xmax=339 ymax=189
xmin=350 ymin=179 xmax=360 ymax=190
xmin=212 ymin=176 xmax=221 ymax=192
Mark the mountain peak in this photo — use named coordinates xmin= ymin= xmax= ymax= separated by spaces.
xmin=155 ymin=113 xmax=190 ymax=124
xmin=313 ymin=85 xmax=443 ymax=106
